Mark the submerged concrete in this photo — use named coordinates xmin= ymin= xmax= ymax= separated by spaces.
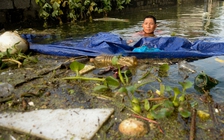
xmin=0 ymin=108 xmax=114 ymax=140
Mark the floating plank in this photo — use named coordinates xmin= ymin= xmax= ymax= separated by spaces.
xmin=0 ymin=108 xmax=114 ymax=140
xmin=93 ymin=17 xmax=129 ymax=22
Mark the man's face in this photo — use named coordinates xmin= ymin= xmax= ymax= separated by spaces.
xmin=142 ymin=18 xmax=157 ymax=34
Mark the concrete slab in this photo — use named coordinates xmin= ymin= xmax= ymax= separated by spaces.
xmin=0 ymin=108 xmax=114 ymax=140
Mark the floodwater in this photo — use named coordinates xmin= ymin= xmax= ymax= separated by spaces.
xmin=1 ymin=0 xmax=224 ymax=139
xmin=22 ymin=1 xmax=224 ymax=43
xmin=26 ymin=0 xmax=224 ymax=103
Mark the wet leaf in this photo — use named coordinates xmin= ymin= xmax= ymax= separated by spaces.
xmin=159 ymin=83 xmax=165 ymax=96
xmin=165 ymin=85 xmax=172 ymax=92
xmin=163 ymin=100 xmax=173 ymax=108
xmin=179 ymin=81 xmax=193 ymax=91
xmin=144 ymin=99 xmax=150 ymax=111
xmin=158 ymin=63 xmax=169 ymax=77
xmin=197 ymin=110 xmax=210 ymax=120
xmin=68 ymin=89 xmax=75 ymax=94
xmin=178 ymin=107 xmax=191 ymax=118
xmin=93 ymin=85 xmax=109 ymax=92
xmin=118 ymin=87 xmax=128 ymax=94
xmin=105 ymin=76 xmax=120 ymax=89
xmin=179 ymin=95 xmax=185 ymax=102
xmin=172 ymin=100 xmax=179 ymax=107
xmin=147 ymin=112 xmax=155 ymax=120
xmin=132 ymin=104 xmax=141 ymax=114
xmin=151 ymin=108 xmax=173 ymax=119
xmin=111 ymin=56 xmax=119 ymax=65
xmin=132 ymin=97 xmax=140 ymax=104
xmin=126 ymin=85 xmax=137 ymax=94
xmin=151 ymin=103 xmax=161 ymax=111
xmin=172 ymin=87 xmax=181 ymax=95
xmin=122 ymin=70 xmax=132 ymax=84
xmin=69 ymin=61 xmax=85 ymax=76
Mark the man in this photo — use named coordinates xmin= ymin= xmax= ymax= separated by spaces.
xmin=127 ymin=15 xmax=157 ymax=44
xmin=139 ymin=15 xmax=157 ymax=37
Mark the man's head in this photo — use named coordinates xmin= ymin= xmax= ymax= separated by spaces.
xmin=142 ymin=15 xmax=157 ymax=35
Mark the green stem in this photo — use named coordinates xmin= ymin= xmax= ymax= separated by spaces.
xmin=118 ymin=67 xmax=125 ymax=85
xmin=62 ymin=76 xmax=105 ymax=81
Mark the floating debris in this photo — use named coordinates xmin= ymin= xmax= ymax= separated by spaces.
xmin=93 ymin=17 xmax=129 ymax=22
xmin=0 ymin=31 xmax=29 ymax=54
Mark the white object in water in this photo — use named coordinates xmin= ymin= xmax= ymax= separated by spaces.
xmin=0 ymin=108 xmax=114 ymax=140
xmin=0 ymin=31 xmax=29 ymax=54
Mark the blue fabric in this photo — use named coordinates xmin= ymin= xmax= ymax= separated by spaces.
xmin=133 ymin=45 xmax=162 ymax=52
xmin=22 ymin=32 xmax=224 ymax=59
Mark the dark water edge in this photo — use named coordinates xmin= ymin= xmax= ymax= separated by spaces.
xmin=0 ymin=0 xmax=205 ymax=32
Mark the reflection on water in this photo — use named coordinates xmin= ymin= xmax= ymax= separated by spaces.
xmin=19 ymin=1 xmax=224 ymax=102
xmin=21 ymin=1 xmax=224 ymax=43
xmin=111 ymin=0 xmax=224 ymax=41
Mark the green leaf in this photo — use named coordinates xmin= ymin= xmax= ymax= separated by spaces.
xmin=111 ymin=56 xmax=119 ymax=65
xmin=105 ymin=76 xmax=120 ymax=89
xmin=151 ymin=103 xmax=161 ymax=110
xmin=165 ymin=85 xmax=172 ymax=92
xmin=179 ymin=108 xmax=191 ymax=118
xmin=68 ymin=89 xmax=75 ymax=94
xmin=173 ymin=100 xmax=179 ymax=107
xmin=144 ymin=99 xmax=150 ymax=111
xmin=163 ymin=100 xmax=173 ymax=108
xmin=158 ymin=63 xmax=169 ymax=77
xmin=160 ymin=63 xmax=169 ymax=71
xmin=40 ymin=10 xmax=49 ymax=17
xmin=132 ymin=97 xmax=140 ymax=104
xmin=132 ymin=104 xmax=141 ymax=114
xmin=147 ymin=112 xmax=155 ymax=120
xmin=52 ymin=2 xmax=60 ymax=10
xmin=52 ymin=10 xmax=58 ymax=17
xmin=172 ymin=87 xmax=181 ymax=95
xmin=118 ymin=87 xmax=128 ymax=94
xmin=179 ymin=81 xmax=193 ymax=91
xmin=93 ymin=85 xmax=109 ymax=92
xmin=126 ymin=85 xmax=136 ymax=94
xmin=179 ymin=95 xmax=185 ymax=102
xmin=160 ymin=83 xmax=165 ymax=96
xmin=43 ymin=3 xmax=52 ymax=9
xmin=69 ymin=61 xmax=85 ymax=76
xmin=151 ymin=108 xmax=173 ymax=119
xmin=118 ymin=68 xmax=125 ymax=85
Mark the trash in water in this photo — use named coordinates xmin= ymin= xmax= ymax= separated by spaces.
xmin=90 ymin=55 xmax=137 ymax=68
xmin=194 ymin=72 xmax=219 ymax=93
xmin=178 ymin=60 xmax=196 ymax=73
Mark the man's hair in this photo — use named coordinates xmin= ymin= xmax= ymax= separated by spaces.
xmin=144 ymin=15 xmax=156 ymax=24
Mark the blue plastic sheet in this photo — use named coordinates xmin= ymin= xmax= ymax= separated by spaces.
xmin=22 ymin=32 xmax=224 ymax=59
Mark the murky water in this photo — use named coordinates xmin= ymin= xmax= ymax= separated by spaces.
xmin=23 ymin=1 xmax=224 ymax=43
xmin=1 ymin=1 xmax=224 ymax=139
xmin=20 ymin=0 xmax=224 ymax=103
xmin=111 ymin=0 xmax=224 ymax=40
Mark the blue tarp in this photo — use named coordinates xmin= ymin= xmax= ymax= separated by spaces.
xmin=22 ymin=32 xmax=224 ymax=59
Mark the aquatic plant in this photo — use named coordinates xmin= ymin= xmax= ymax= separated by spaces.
xmin=0 ymin=45 xmax=38 ymax=69
xmin=63 ymin=60 xmax=120 ymax=91
xmin=63 ymin=58 xmax=194 ymax=120
xmin=35 ymin=0 xmax=131 ymax=27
